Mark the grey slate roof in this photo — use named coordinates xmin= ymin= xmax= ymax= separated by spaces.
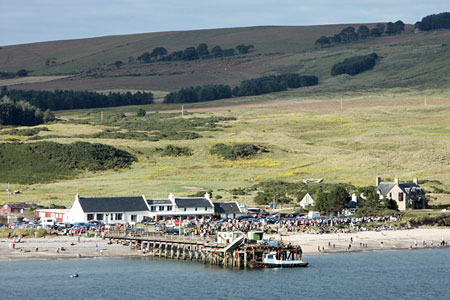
xmin=376 ymin=183 xmax=395 ymax=196
xmin=78 ymin=197 xmax=148 ymax=213
xmin=147 ymin=199 xmax=173 ymax=205
xmin=174 ymin=198 xmax=213 ymax=208
xmin=376 ymin=182 xmax=425 ymax=197
xmin=214 ymin=202 xmax=241 ymax=214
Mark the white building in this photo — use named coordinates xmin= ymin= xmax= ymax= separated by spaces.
xmin=299 ymin=193 xmax=315 ymax=209
xmin=66 ymin=194 xmax=149 ymax=224
xmin=147 ymin=193 xmax=214 ymax=221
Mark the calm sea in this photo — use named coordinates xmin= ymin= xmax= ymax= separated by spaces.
xmin=1 ymin=248 xmax=449 ymax=300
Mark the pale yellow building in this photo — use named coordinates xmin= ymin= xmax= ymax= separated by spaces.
xmin=375 ymin=177 xmax=426 ymax=210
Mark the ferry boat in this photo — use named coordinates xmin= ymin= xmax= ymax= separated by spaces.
xmin=249 ymin=251 xmax=308 ymax=268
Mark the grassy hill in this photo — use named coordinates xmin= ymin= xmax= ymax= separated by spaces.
xmin=0 ymin=24 xmax=450 ymax=207
xmin=1 ymin=96 xmax=450 ymax=207
xmin=1 ymin=24 xmax=449 ymax=94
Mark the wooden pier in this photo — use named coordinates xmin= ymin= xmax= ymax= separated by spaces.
xmin=105 ymin=232 xmax=303 ymax=268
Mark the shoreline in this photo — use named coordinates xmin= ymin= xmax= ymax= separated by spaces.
xmin=1 ymin=227 xmax=449 ymax=262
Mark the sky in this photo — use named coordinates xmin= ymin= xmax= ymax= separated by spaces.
xmin=0 ymin=0 xmax=448 ymax=46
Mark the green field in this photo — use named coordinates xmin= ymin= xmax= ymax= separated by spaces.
xmin=1 ymin=92 xmax=449 ymax=207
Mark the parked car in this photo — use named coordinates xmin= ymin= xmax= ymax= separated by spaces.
xmin=166 ymin=228 xmax=180 ymax=235
xmin=142 ymin=220 xmax=156 ymax=225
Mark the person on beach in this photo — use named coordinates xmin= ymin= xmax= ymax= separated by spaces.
xmin=318 ymin=245 xmax=321 ymax=252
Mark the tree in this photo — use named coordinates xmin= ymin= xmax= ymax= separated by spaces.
xmin=357 ymin=186 xmax=380 ymax=209
xmin=358 ymin=25 xmax=370 ymax=39
xmin=384 ymin=198 xmax=398 ymax=210
xmin=211 ymin=46 xmax=223 ymax=57
xmin=393 ymin=20 xmax=405 ymax=34
xmin=375 ymin=23 xmax=385 ymax=34
xmin=43 ymin=109 xmax=55 ymax=123
xmin=34 ymin=108 xmax=43 ymax=123
xmin=113 ymin=60 xmax=123 ymax=68
xmin=331 ymin=34 xmax=342 ymax=43
xmin=315 ymin=36 xmax=331 ymax=46
xmin=136 ymin=108 xmax=146 ymax=117
xmin=370 ymin=28 xmax=383 ymax=37
xmin=385 ymin=22 xmax=395 ymax=35
xmin=236 ymin=45 xmax=254 ymax=54
xmin=223 ymin=48 xmax=235 ymax=56
xmin=327 ymin=185 xmax=349 ymax=215
xmin=416 ymin=12 xmax=450 ymax=31
xmin=314 ymin=190 xmax=330 ymax=214
xmin=16 ymin=69 xmax=28 ymax=77
xmin=151 ymin=47 xmax=168 ymax=60
xmin=182 ymin=47 xmax=199 ymax=60
xmin=137 ymin=52 xmax=151 ymax=63
xmin=196 ymin=43 xmax=209 ymax=57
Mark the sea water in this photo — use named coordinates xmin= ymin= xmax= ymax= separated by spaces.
xmin=1 ymin=248 xmax=449 ymax=300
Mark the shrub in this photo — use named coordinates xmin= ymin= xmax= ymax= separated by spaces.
xmin=210 ymin=143 xmax=261 ymax=160
xmin=156 ymin=145 xmax=193 ymax=157
xmin=0 ymin=141 xmax=136 ymax=184
xmin=331 ymin=53 xmax=378 ymax=76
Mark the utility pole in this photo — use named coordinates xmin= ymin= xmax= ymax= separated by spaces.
xmin=340 ymin=99 xmax=343 ymax=110
xmin=101 ymin=111 xmax=104 ymax=122
xmin=7 ymin=182 xmax=10 ymax=202
xmin=181 ymin=105 xmax=184 ymax=117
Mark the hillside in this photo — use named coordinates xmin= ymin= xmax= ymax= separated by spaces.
xmin=1 ymin=24 xmax=449 ymax=95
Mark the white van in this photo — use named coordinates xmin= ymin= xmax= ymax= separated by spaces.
xmin=41 ymin=218 xmax=56 ymax=227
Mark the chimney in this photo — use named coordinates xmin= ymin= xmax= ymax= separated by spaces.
xmin=394 ymin=178 xmax=399 ymax=184
xmin=376 ymin=177 xmax=381 ymax=186
xmin=413 ymin=177 xmax=418 ymax=185
xmin=204 ymin=192 xmax=210 ymax=200
xmin=168 ymin=193 xmax=175 ymax=203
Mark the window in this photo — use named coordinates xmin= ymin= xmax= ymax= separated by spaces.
xmin=116 ymin=213 xmax=123 ymax=220
xmin=389 ymin=193 xmax=392 ymax=198
xmin=159 ymin=206 xmax=165 ymax=211
xmin=399 ymin=192 xmax=404 ymax=201
xmin=195 ymin=208 xmax=198 ymax=211
xmin=96 ymin=214 xmax=104 ymax=221
xmin=87 ymin=214 xmax=94 ymax=221
xmin=131 ymin=215 xmax=137 ymax=222
xmin=167 ymin=206 xmax=172 ymax=211
xmin=184 ymin=208 xmax=187 ymax=212
xmin=205 ymin=207 xmax=208 ymax=211
xmin=151 ymin=206 xmax=156 ymax=212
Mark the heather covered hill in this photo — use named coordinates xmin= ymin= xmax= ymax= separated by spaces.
xmin=1 ymin=23 xmax=449 ymax=94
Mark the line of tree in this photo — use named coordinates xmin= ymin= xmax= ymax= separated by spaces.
xmin=331 ymin=53 xmax=378 ymax=76
xmin=233 ymin=74 xmax=318 ymax=97
xmin=0 ymin=69 xmax=28 ymax=79
xmin=163 ymin=73 xmax=318 ymax=104
xmin=164 ymin=85 xmax=232 ymax=103
xmin=0 ymin=96 xmax=54 ymax=126
xmin=0 ymin=87 xmax=153 ymax=111
xmin=315 ymin=21 xmax=405 ymax=47
xmin=136 ymin=43 xmax=254 ymax=64
xmin=415 ymin=12 xmax=450 ymax=31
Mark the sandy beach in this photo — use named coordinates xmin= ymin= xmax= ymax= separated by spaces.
xmin=273 ymin=227 xmax=450 ymax=254
xmin=1 ymin=227 xmax=449 ymax=261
